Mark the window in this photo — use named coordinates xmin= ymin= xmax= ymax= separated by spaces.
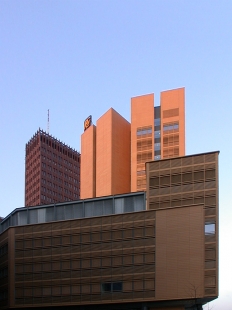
xmin=154 ymin=142 xmax=161 ymax=150
xmin=102 ymin=282 xmax=123 ymax=293
xmin=137 ymin=127 xmax=152 ymax=136
xmin=205 ymin=223 xmax=215 ymax=235
xmin=154 ymin=118 xmax=161 ymax=126
xmin=163 ymin=122 xmax=179 ymax=132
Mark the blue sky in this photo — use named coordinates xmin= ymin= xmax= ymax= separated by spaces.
xmin=0 ymin=1 xmax=231 ymax=308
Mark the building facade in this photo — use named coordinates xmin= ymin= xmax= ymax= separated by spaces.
xmin=81 ymin=88 xmax=185 ymax=199
xmin=131 ymin=87 xmax=185 ymax=192
xmin=81 ymin=109 xmax=131 ymax=199
xmin=0 ymin=151 xmax=219 ymax=310
xmin=25 ymin=129 xmax=80 ymax=207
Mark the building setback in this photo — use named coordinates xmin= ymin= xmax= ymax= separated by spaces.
xmin=0 ymin=151 xmax=219 ymax=310
xmin=25 ymin=129 xmax=80 ymax=207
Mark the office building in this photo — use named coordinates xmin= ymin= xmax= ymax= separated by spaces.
xmin=81 ymin=87 xmax=185 ymax=198
xmin=131 ymin=87 xmax=185 ymax=192
xmin=81 ymin=109 xmax=130 ymax=199
xmin=0 ymin=151 xmax=219 ymax=310
xmin=25 ymin=129 xmax=80 ymax=207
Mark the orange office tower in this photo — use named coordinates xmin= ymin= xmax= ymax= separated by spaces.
xmin=131 ymin=87 xmax=185 ymax=192
xmin=81 ymin=87 xmax=185 ymax=197
xmin=80 ymin=109 xmax=131 ymax=199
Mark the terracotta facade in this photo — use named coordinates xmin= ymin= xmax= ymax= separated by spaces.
xmin=81 ymin=109 xmax=131 ymax=199
xmin=131 ymin=87 xmax=185 ymax=192
xmin=80 ymin=125 xmax=96 ymax=199
xmin=81 ymin=88 xmax=185 ymax=198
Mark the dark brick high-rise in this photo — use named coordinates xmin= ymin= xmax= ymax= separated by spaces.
xmin=25 ymin=129 xmax=80 ymax=207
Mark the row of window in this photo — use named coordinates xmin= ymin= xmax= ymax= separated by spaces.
xmin=15 ymin=279 xmax=154 ymax=299
xmin=102 ymin=282 xmax=122 ymax=292
xmin=137 ymin=127 xmax=152 ymax=136
xmin=16 ymin=229 xmax=155 ymax=248
xmin=41 ymin=155 xmax=80 ymax=169
xmin=42 ymin=163 xmax=80 ymax=174
xmin=40 ymin=139 xmax=80 ymax=161
xmin=163 ymin=122 xmax=179 ymax=132
xmin=15 ymin=254 xmax=155 ymax=273
xmin=40 ymin=195 xmax=76 ymax=203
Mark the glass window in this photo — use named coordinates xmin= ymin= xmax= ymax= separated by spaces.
xmin=103 ymin=199 xmax=113 ymax=215
xmin=93 ymin=200 xmax=103 ymax=216
xmin=137 ymin=170 xmax=145 ymax=176
xmin=38 ymin=208 xmax=46 ymax=223
xmin=18 ymin=210 xmax=28 ymax=225
xmin=56 ymin=206 xmax=64 ymax=221
xmin=154 ymin=118 xmax=161 ymax=126
xmin=163 ymin=122 xmax=179 ymax=131
xmin=65 ymin=205 xmax=73 ymax=220
xmin=155 ymin=130 xmax=161 ymax=138
xmin=124 ymin=197 xmax=134 ymax=213
xmin=85 ymin=202 xmax=94 ymax=217
xmin=137 ymin=127 xmax=152 ymax=136
xmin=102 ymin=283 xmax=111 ymax=292
xmin=115 ymin=198 xmax=124 ymax=214
xmin=73 ymin=204 xmax=83 ymax=219
xmin=113 ymin=282 xmax=122 ymax=292
xmin=154 ymin=155 xmax=161 ymax=160
xmin=101 ymin=282 xmax=123 ymax=293
xmin=46 ymin=207 xmax=54 ymax=222
xmin=205 ymin=223 xmax=215 ymax=235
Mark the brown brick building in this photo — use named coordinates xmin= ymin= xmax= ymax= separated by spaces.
xmin=81 ymin=88 xmax=185 ymax=199
xmin=25 ymin=129 xmax=80 ymax=207
xmin=0 ymin=151 xmax=219 ymax=310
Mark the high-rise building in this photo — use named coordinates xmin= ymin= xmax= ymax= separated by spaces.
xmin=81 ymin=87 xmax=185 ymax=198
xmin=25 ymin=129 xmax=80 ymax=207
xmin=131 ymin=87 xmax=185 ymax=192
xmin=81 ymin=108 xmax=131 ymax=199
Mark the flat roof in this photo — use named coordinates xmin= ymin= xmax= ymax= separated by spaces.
xmin=0 ymin=192 xmax=146 ymax=234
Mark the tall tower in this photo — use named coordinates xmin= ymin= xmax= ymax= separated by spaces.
xmin=25 ymin=129 xmax=80 ymax=207
xmin=80 ymin=109 xmax=131 ymax=199
xmin=131 ymin=87 xmax=185 ymax=192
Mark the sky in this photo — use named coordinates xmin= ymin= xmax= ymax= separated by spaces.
xmin=0 ymin=1 xmax=232 ymax=308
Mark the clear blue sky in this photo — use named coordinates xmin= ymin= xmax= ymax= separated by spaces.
xmin=0 ymin=1 xmax=231 ymax=308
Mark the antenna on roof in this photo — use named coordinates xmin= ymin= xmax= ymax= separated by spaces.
xmin=47 ymin=109 xmax=50 ymax=134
